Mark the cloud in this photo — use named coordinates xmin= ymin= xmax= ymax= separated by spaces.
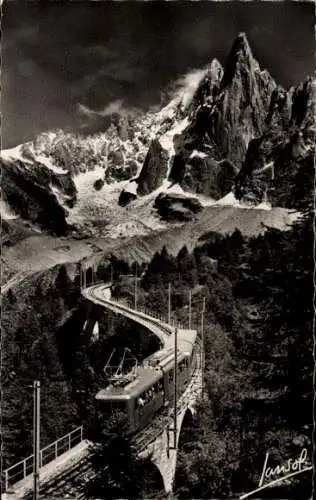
xmin=77 ymin=99 xmax=124 ymax=119
xmin=172 ymin=68 xmax=210 ymax=108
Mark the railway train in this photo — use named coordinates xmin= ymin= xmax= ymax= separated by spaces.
xmin=95 ymin=328 xmax=200 ymax=434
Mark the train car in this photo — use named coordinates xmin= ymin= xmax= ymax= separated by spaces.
xmin=96 ymin=348 xmax=188 ymax=433
xmin=95 ymin=328 xmax=199 ymax=434
xmin=96 ymin=365 xmax=164 ymax=433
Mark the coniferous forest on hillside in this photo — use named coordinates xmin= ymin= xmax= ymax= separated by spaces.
xmin=2 ymin=177 xmax=313 ymax=499
xmin=1 ymin=3 xmax=314 ymax=498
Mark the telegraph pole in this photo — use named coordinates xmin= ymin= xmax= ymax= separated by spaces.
xmin=173 ymin=326 xmax=178 ymax=449
xmin=83 ymin=261 xmax=87 ymax=289
xmin=134 ymin=262 xmax=138 ymax=310
xmin=201 ymin=297 xmax=206 ymax=397
xmin=91 ymin=263 xmax=95 ymax=285
xmin=93 ymin=262 xmax=97 ymax=284
xmin=33 ymin=381 xmax=40 ymax=500
xmin=168 ymin=282 xmax=171 ymax=325
xmin=188 ymin=290 xmax=192 ymax=329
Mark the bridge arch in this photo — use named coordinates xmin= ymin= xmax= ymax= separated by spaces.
xmin=140 ymin=459 xmax=165 ymax=497
xmin=82 ymin=284 xmax=202 ymax=494
xmin=140 ymin=405 xmax=197 ymax=493
xmin=177 ymin=408 xmax=195 ymax=450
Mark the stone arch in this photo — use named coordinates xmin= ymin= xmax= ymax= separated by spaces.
xmin=177 ymin=407 xmax=195 ymax=449
xmin=91 ymin=320 xmax=100 ymax=341
xmin=85 ymin=266 xmax=93 ymax=286
xmin=83 ymin=318 xmax=99 ymax=339
xmin=140 ymin=459 xmax=165 ymax=496
xmin=138 ymin=370 xmax=202 ymax=494
xmin=174 ymin=408 xmax=196 ymax=491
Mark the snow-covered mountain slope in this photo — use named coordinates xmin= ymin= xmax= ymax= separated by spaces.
xmin=122 ymin=32 xmax=314 ymax=210
xmin=1 ymin=32 xmax=314 ymax=241
xmin=0 ymin=62 xmax=212 ymax=235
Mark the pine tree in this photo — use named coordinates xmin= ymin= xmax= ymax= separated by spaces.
xmin=86 ymin=411 xmax=149 ymax=499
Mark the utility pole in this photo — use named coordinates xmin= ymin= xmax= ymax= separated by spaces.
xmin=173 ymin=326 xmax=178 ymax=449
xmin=79 ymin=264 xmax=82 ymax=289
xmin=33 ymin=381 xmax=40 ymax=500
xmin=168 ymin=282 xmax=171 ymax=325
xmin=201 ymin=297 xmax=206 ymax=397
xmin=93 ymin=262 xmax=97 ymax=284
xmin=83 ymin=261 xmax=87 ymax=289
xmin=188 ymin=290 xmax=192 ymax=329
xmin=134 ymin=262 xmax=138 ymax=310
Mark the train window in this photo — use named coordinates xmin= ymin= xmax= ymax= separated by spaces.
xmin=97 ymin=400 xmax=126 ymax=418
xmin=110 ymin=401 xmax=126 ymax=412
xmin=137 ymin=381 xmax=163 ymax=408
xmin=137 ymin=388 xmax=154 ymax=408
xmin=137 ymin=395 xmax=146 ymax=408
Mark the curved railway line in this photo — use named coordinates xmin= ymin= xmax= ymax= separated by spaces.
xmin=82 ymin=283 xmax=176 ymax=346
xmin=4 ymin=283 xmax=200 ymax=498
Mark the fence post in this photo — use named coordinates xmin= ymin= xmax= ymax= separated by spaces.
xmin=23 ymin=459 xmax=26 ymax=479
xmin=69 ymin=433 xmax=71 ymax=451
xmin=80 ymin=426 xmax=83 ymax=442
xmin=55 ymin=441 xmax=58 ymax=459
xmin=5 ymin=470 xmax=8 ymax=491
xmin=40 ymin=450 xmax=43 ymax=468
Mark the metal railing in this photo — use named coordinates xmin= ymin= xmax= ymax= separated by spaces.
xmin=3 ymin=426 xmax=83 ymax=492
xmin=82 ymin=281 xmax=199 ymax=331
xmin=109 ymin=296 xmax=199 ymax=332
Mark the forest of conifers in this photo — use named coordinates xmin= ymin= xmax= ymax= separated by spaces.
xmin=2 ymin=189 xmax=313 ymax=498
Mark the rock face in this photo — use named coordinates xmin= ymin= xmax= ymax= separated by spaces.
xmin=181 ymin=153 xmax=238 ymax=200
xmin=2 ymin=32 xmax=314 ymax=235
xmin=212 ymin=33 xmax=276 ymax=165
xmin=235 ymin=76 xmax=315 ymax=207
xmin=187 ymin=58 xmax=224 ymax=116
xmin=168 ymin=34 xmax=276 ymax=187
xmin=131 ymin=32 xmax=278 ymax=203
xmin=137 ymin=139 xmax=170 ymax=195
xmin=133 ymin=33 xmax=314 ymax=210
xmin=154 ymin=193 xmax=203 ymax=222
xmin=1 ymin=154 xmax=76 ymax=235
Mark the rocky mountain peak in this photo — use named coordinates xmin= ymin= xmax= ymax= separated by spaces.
xmin=124 ymin=33 xmax=280 ymax=204
xmin=188 ymin=60 xmax=223 ymax=113
xmin=290 ymin=76 xmax=315 ymax=128
xmin=208 ymin=58 xmax=224 ymax=82
xmin=220 ymin=32 xmax=256 ymax=89
xmin=231 ymin=32 xmax=252 ymax=56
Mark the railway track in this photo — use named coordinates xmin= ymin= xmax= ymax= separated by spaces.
xmin=4 ymin=284 xmax=199 ymax=499
xmin=41 ymin=284 xmax=198 ymax=498
xmin=24 ymin=456 xmax=95 ymax=499
xmin=83 ymin=284 xmax=176 ymax=347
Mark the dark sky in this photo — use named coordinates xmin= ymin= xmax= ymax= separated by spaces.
xmin=2 ymin=1 xmax=315 ymax=148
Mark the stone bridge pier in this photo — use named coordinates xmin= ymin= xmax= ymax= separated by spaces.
xmin=138 ymin=368 xmax=202 ymax=494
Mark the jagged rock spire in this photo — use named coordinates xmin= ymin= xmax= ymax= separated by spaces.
xmin=220 ymin=32 xmax=256 ymax=89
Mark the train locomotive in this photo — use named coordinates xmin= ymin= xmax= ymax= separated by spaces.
xmin=95 ymin=328 xmax=200 ymax=434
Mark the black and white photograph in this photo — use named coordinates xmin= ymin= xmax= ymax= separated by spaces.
xmin=1 ymin=1 xmax=314 ymax=499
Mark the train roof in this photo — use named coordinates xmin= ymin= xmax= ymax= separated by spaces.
xmin=96 ymin=350 xmax=187 ymax=401
xmin=177 ymin=329 xmax=198 ymax=355
xmin=96 ymin=365 xmax=162 ymax=400
xmin=95 ymin=328 xmax=198 ymax=402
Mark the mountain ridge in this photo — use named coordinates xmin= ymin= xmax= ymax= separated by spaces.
xmin=1 ymin=32 xmax=314 ymax=238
